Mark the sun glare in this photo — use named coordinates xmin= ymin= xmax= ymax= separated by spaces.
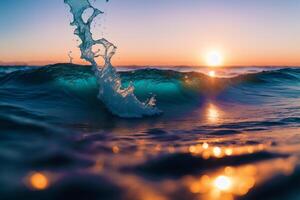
xmin=206 ymin=51 xmax=223 ymax=67
xmin=209 ymin=70 xmax=216 ymax=77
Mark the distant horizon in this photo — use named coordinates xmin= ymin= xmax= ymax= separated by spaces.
xmin=1 ymin=55 xmax=300 ymax=68
xmin=0 ymin=60 xmax=299 ymax=68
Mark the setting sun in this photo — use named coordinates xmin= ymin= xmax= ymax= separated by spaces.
xmin=206 ymin=51 xmax=223 ymax=67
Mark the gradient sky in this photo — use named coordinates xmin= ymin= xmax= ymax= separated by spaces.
xmin=0 ymin=0 xmax=300 ymax=66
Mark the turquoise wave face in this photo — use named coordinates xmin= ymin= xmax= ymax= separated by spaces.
xmin=1 ymin=65 xmax=300 ymax=200
xmin=0 ymin=64 xmax=299 ymax=126
xmin=1 ymin=65 xmax=300 ymax=104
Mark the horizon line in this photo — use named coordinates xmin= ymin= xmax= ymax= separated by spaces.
xmin=0 ymin=62 xmax=299 ymax=68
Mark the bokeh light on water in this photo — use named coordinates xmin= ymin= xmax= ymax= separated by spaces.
xmin=1 ymin=65 xmax=300 ymax=199
xmin=27 ymin=172 xmax=50 ymax=190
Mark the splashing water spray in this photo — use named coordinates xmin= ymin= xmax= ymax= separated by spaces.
xmin=68 ymin=51 xmax=73 ymax=63
xmin=64 ymin=0 xmax=162 ymax=118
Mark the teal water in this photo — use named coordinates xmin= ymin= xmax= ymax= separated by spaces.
xmin=1 ymin=64 xmax=300 ymax=200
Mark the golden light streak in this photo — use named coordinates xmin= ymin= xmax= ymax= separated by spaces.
xmin=207 ymin=104 xmax=220 ymax=123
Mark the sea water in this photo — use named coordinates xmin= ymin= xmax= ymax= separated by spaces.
xmin=0 ymin=64 xmax=300 ymax=200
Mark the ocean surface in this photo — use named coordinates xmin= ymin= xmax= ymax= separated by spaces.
xmin=1 ymin=64 xmax=300 ymax=200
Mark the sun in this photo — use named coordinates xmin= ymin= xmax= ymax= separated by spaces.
xmin=206 ymin=51 xmax=223 ymax=67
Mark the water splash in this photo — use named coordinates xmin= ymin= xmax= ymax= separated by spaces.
xmin=68 ymin=51 xmax=73 ymax=63
xmin=64 ymin=0 xmax=161 ymax=118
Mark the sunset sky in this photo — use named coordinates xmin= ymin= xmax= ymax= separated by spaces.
xmin=0 ymin=0 xmax=300 ymax=66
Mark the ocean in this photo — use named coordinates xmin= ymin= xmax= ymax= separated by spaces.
xmin=1 ymin=64 xmax=300 ymax=200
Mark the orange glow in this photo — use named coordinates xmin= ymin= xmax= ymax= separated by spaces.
xmin=207 ymin=104 xmax=220 ymax=123
xmin=189 ymin=145 xmax=197 ymax=153
xmin=189 ymin=144 xmax=203 ymax=154
xmin=202 ymin=142 xmax=209 ymax=149
xmin=112 ymin=146 xmax=120 ymax=154
xmin=185 ymin=163 xmax=260 ymax=199
xmin=29 ymin=172 xmax=49 ymax=190
xmin=202 ymin=151 xmax=211 ymax=159
xmin=93 ymin=160 xmax=104 ymax=172
xmin=188 ymin=142 xmax=267 ymax=160
xmin=225 ymin=148 xmax=233 ymax=156
xmin=3 ymin=46 xmax=300 ymax=67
